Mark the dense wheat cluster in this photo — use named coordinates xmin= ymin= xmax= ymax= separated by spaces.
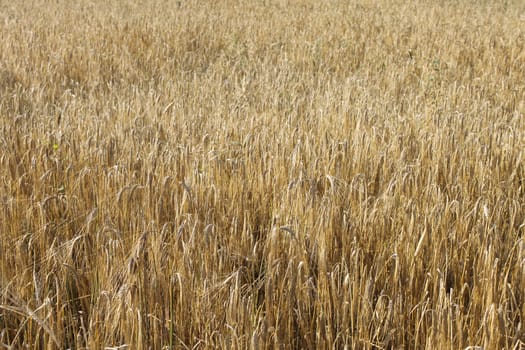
xmin=1 ymin=0 xmax=524 ymax=348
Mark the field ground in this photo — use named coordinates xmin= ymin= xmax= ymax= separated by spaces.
xmin=1 ymin=0 xmax=525 ymax=348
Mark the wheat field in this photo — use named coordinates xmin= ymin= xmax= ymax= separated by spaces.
xmin=1 ymin=0 xmax=524 ymax=349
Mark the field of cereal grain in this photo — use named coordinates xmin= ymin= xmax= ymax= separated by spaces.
xmin=1 ymin=0 xmax=525 ymax=348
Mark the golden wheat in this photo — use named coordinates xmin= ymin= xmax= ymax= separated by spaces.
xmin=1 ymin=0 xmax=524 ymax=349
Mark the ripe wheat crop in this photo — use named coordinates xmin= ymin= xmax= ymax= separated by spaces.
xmin=1 ymin=0 xmax=524 ymax=349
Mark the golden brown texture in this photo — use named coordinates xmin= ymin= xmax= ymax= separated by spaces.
xmin=1 ymin=0 xmax=524 ymax=348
